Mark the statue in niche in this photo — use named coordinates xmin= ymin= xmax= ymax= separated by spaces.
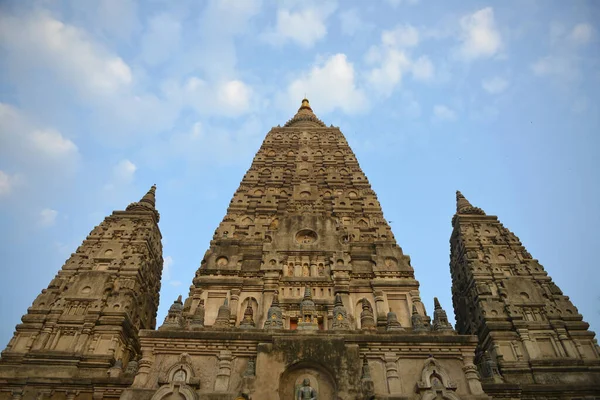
xmin=296 ymin=378 xmax=317 ymax=400
xmin=172 ymin=368 xmax=187 ymax=382
xmin=303 ymin=264 xmax=310 ymax=277
xmin=287 ymin=265 xmax=294 ymax=276
xmin=318 ymin=265 xmax=324 ymax=276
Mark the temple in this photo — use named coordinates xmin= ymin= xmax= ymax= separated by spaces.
xmin=0 ymin=100 xmax=598 ymax=399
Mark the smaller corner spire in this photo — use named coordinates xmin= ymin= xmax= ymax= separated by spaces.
xmin=126 ymin=184 xmax=160 ymax=222
xmin=140 ymin=184 xmax=157 ymax=208
xmin=455 ymin=190 xmax=486 ymax=216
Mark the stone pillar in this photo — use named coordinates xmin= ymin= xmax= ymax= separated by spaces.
xmin=11 ymin=389 xmax=23 ymax=400
xmin=214 ymin=350 xmax=234 ymax=391
xmin=92 ymin=390 xmax=104 ymax=400
xmin=556 ymin=328 xmax=578 ymax=358
xmin=65 ymin=391 xmax=79 ymax=400
xmin=383 ymin=353 xmax=402 ymax=394
xmin=517 ymin=328 xmax=538 ymax=359
xmin=32 ymin=327 xmax=52 ymax=351
xmin=133 ymin=347 xmax=154 ymax=387
xmin=35 ymin=390 xmax=53 ymax=400
xmin=462 ymin=353 xmax=485 ymax=394
xmin=374 ymin=291 xmax=387 ymax=327
xmin=230 ymin=289 xmax=241 ymax=325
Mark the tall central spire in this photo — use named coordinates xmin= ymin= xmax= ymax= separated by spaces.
xmin=284 ymin=98 xmax=326 ymax=127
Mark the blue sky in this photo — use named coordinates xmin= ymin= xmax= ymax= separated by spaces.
xmin=0 ymin=0 xmax=598 ymax=347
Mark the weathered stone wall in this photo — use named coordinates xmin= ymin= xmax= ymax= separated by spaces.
xmin=121 ymin=329 xmax=487 ymax=400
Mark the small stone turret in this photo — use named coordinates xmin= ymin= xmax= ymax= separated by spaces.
xmin=298 ymin=286 xmax=319 ymax=331
xmin=213 ymin=298 xmax=232 ymax=328
xmin=432 ymin=297 xmax=454 ymax=332
xmin=361 ymin=355 xmax=375 ymax=397
xmin=386 ymin=308 xmax=404 ymax=331
xmin=189 ymin=299 xmax=205 ymax=330
xmin=159 ymin=295 xmax=184 ymax=330
xmin=360 ymin=298 xmax=376 ymax=329
xmin=263 ymin=291 xmax=284 ymax=330
xmin=239 ymin=302 xmax=256 ymax=329
xmin=331 ymin=293 xmax=351 ymax=330
xmin=411 ymin=304 xmax=428 ymax=332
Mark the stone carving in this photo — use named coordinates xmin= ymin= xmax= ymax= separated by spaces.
xmin=295 ymin=378 xmax=318 ymax=400
xmin=331 ymin=293 xmax=351 ymax=330
xmin=213 ymin=298 xmax=232 ymax=328
xmin=239 ymin=300 xmax=256 ymax=329
xmin=263 ymin=291 xmax=284 ymax=330
xmin=188 ymin=299 xmax=205 ymax=329
xmin=416 ymin=356 xmax=459 ymax=400
xmin=432 ymin=297 xmax=453 ymax=332
xmin=411 ymin=304 xmax=428 ymax=332
xmin=159 ymin=296 xmax=184 ymax=330
xmin=386 ymin=309 xmax=404 ymax=331
xmin=360 ymin=298 xmax=376 ymax=329
xmin=361 ymin=355 xmax=375 ymax=398
xmin=479 ymin=350 xmax=504 ymax=383
xmin=296 ymin=229 xmax=318 ymax=244
xmin=154 ymin=353 xmax=200 ymax=400
xmin=298 ymin=286 xmax=319 ymax=331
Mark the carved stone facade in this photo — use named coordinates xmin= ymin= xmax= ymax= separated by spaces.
xmin=0 ymin=100 xmax=598 ymax=399
xmin=450 ymin=191 xmax=600 ymax=398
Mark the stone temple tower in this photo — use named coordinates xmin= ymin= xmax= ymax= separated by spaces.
xmin=450 ymin=191 xmax=600 ymax=397
xmin=1 ymin=100 xmax=599 ymax=399
xmin=0 ymin=186 xmax=163 ymax=398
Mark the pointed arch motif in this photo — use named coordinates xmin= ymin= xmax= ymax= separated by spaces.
xmin=152 ymin=353 xmax=200 ymax=400
xmin=416 ymin=356 xmax=460 ymax=400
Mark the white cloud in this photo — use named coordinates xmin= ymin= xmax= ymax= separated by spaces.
xmin=217 ymin=80 xmax=252 ymax=115
xmin=339 ymin=9 xmax=372 ymax=36
xmin=263 ymin=3 xmax=336 ymax=48
xmin=382 ymin=25 xmax=420 ymax=48
xmin=284 ymin=53 xmax=368 ymax=114
xmin=411 ymin=56 xmax=435 ymax=81
xmin=367 ymin=49 xmax=411 ymax=95
xmin=0 ymin=171 xmax=19 ymax=197
xmin=531 ymin=56 xmax=579 ymax=81
xmin=39 ymin=208 xmax=58 ymax=227
xmin=531 ymin=22 xmax=594 ymax=83
xmin=184 ymin=78 xmax=253 ymax=117
xmin=456 ymin=7 xmax=502 ymax=61
xmin=170 ymin=281 xmax=182 ymax=287
xmin=482 ymin=77 xmax=508 ymax=94
xmin=30 ymin=129 xmax=79 ymax=159
xmin=163 ymin=255 xmax=174 ymax=280
xmin=140 ymin=13 xmax=182 ymax=66
xmin=113 ymin=159 xmax=137 ymax=184
xmin=569 ymin=23 xmax=594 ymax=45
xmin=0 ymin=11 xmax=132 ymax=97
xmin=365 ymin=24 xmax=434 ymax=96
xmin=0 ymin=103 xmax=80 ymax=171
xmin=433 ymin=105 xmax=457 ymax=121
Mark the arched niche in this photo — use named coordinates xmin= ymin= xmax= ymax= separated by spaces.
xmin=153 ymin=353 xmax=200 ymax=400
xmin=237 ymin=296 xmax=260 ymax=326
xmin=416 ymin=356 xmax=460 ymax=400
xmin=278 ymin=361 xmax=337 ymax=400
xmin=356 ymin=298 xmax=374 ymax=329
